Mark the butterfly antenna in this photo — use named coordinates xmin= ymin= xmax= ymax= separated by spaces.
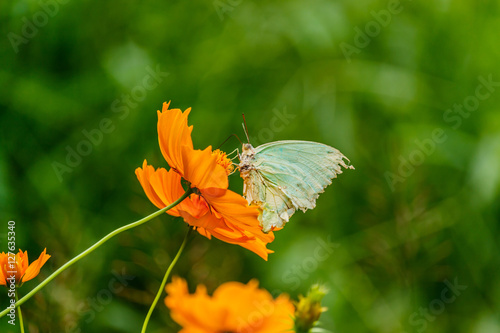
xmin=216 ymin=134 xmax=242 ymax=150
xmin=242 ymin=113 xmax=250 ymax=143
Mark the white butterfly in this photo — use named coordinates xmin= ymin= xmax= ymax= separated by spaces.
xmin=238 ymin=140 xmax=354 ymax=232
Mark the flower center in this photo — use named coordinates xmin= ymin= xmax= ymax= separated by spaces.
xmin=212 ymin=149 xmax=234 ymax=175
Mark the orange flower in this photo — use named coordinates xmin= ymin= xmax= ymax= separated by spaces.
xmin=156 ymin=102 xmax=228 ymax=190
xmin=0 ymin=249 xmax=51 ymax=286
xmin=165 ymin=277 xmax=295 ymax=333
xmin=136 ymin=102 xmax=274 ymax=260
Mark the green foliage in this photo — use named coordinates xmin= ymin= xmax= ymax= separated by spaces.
xmin=1 ymin=0 xmax=499 ymax=332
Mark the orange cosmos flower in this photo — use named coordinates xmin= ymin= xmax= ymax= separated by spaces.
xmin=136 ymin=102 xmax=274 ymax=260
xmin=165 ymin=277 xmax=295 ymax=333
xmin=156 ymin=101 xmax=228 ymax=190
xmin=0 ymin=249 xmax=51 ymax=286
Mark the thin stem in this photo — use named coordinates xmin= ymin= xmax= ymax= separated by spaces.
xmin=15 ymin=292 xmax=25 ymax=333
xmin=0 ymin=188 xmax=193 ymax=319
xmin=141 ymin=227 xmax=192 ymax=333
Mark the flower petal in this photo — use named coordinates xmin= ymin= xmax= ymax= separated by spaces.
xmin=214 ymin=280 xmax=295 ymax=331
xmin=136 ymin=161 xmax=205 ymax=218
xmin=181 ymin=211 xmax=253 ymax=243
xmin=148 ymin=166 xmax=185 ymax=216
xmin=135 ymin=160 xmax=170 ymax=211
xmin=180 ymin=211 xmax=273 ymax=260
xmin=16 ymin=250 xmax=28 ymax=282
xmin=203 ymin=189 xmax=274 ymax=245
xmin=165 ymin=277 xmax=227 ymax=332
xmin=179 ymin=189 xmax=275 ymax=260
xmin=232 ymin=237 xmax=275 ymax=261
xmin=165 ymin=278 xmax=295 ymax=332
xmin=21 ymin=248 xmax=51 ymax=283
xmin=157 ymin=102 xmax=193 ymax=174
xmin=181 ymin=147 xmax=228 ymax=190
xmin=0 ymin=253 xmax=8 ymax=285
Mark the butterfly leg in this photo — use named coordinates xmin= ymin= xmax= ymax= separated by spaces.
xmin=226 ymin=147 xmax=240 ymax=160
xmin=225 ymin=148 xmax=241 ymax=175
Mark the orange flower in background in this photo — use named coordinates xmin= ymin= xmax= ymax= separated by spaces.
xmin=0 ymin=249 xmax=51 ymax=286
xmin=165 ymin=277 xmax=295 ymax=333
xmin=136 ymin=102 xmax=274 ymax=260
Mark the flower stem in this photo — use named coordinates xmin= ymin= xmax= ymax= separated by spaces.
xmin=0 ymin=188 xmax=193 ymax=319
xmin=15 ymin=292 xmax=25 ymax=333
xmin=141 ymin=227 xmax=192 ymax=333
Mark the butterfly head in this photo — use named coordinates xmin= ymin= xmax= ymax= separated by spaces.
xmin=241 ymin=143 xmax=256 ymax=160
xmin=242 ymin=143 xmax=254 ymax=153
xmin=238 ymin=143 xmax=255 ymax=175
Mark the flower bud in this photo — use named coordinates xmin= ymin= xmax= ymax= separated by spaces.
xmin=294 ymin=284 xmax=328 ymax=332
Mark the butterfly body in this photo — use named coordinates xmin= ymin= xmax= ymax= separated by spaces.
xmin=239 ymin=140 xmax=354 ymax=232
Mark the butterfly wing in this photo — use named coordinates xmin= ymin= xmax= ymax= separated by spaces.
xmin=245 ymin=140 xmax=353 ymax=232
xmin=242 ymin=167 xmax=296 ymax=232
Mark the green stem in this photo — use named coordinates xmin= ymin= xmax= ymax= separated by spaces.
xmin=15 ymin=292 xmax=25 ymax=333
xmin=0 ymin=188 xmax=193 ymax=319
xmin=141 ymin=227 xmax=192 ymax=333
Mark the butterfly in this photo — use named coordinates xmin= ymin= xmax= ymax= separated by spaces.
xmin=238 ymin=140 xmax=354 ymax=232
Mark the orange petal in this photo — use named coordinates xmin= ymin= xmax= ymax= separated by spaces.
xmin=135 ymin=160 xmax=170 ymax=211
xmin=203 ymin=189 xmax=274 ymax=244
xmin=165 ymin=277 xmax=227 ymax=332
xmin=0 ymin=252 xmax=8 ymax=285
xmin=213 ymin=280 xmax=263 ymax=318
xmin=155 ymin=102 xmax=229 ymax=190
xmin=0 ymin=251 xmax=24 ymax=285
xmin=165 ymin=276 xmax=189 ymax=307
xmin=16 ymin=250 xmax=28 ymax=282
xmin=179 ymin=328 xmax=216 ymax=333
xmin=157 ymin=102 xmax=193 ymax=174
xmin=182 ymin=194 xmax=211 ymax=219
xmin=21 ymin=248 xmax=50 ymax=283
xmin=179 ymin=207 xmax=272 ymax=260
xmin=233 ymin=238 xmax=274 ymax=261
xmin=202 ymin=189 xmax=275 ymax=260
xmin=179 ymin=210 xmax=214 ymax=231
xmin=136 ymin=161 xmax=212 ymax=220
xmin=214 ymin=280 xmax=295 ymax=330
xmin=181 ymin=147 xmax=228 ymax=190
xmin=165 ymin=278 xmax=295 ymax=332
xmin=193 ymin=226 xmax=212 ymax=239
xmin=194 ymin=218 xmax=253 ymax=244
xmin=148 ymin=166 xmax=185 ymax=216
xmin=212 ymin=228 xmax=274 ymax=260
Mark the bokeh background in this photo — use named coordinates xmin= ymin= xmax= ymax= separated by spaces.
xmin=1 ymin=0 xmax=500 ymax=332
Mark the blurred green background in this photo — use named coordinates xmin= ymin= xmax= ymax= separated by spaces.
xmin=1 ymin=0 xmax=499 ymax=332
